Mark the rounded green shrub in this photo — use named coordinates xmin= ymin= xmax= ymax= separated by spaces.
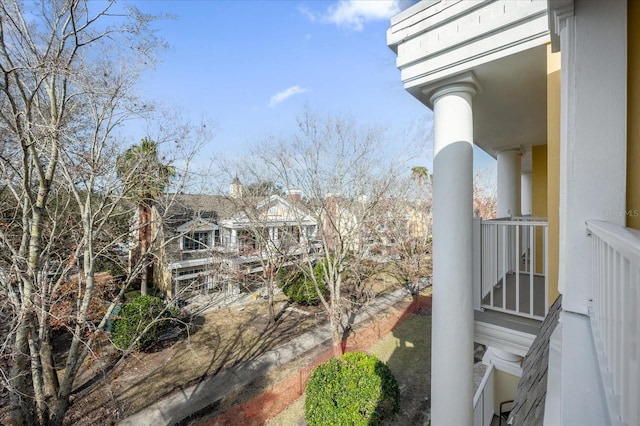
xmin=277 ymin=264 xmax=326 ymax=305
xmin=304 ymin=352 xmax=400 ymax=426
xmin=112 ymin=295 xmax=176 ymax=351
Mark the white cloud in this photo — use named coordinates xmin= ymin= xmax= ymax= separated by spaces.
xmin=269 ymin=85 xmax=308 ymax=107
xmin=298 ymin=6 xmax=318 ymax=23
xmin=302 ymin=0 xmax=404 ymax=31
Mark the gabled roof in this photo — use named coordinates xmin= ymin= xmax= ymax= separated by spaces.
xmin=160 ymin=193 xmax=316 ymax=228
xmin=222 ymin=194 xmax=316 ymax=227
xmin=159 ymin=194 xmax=262 ymax=222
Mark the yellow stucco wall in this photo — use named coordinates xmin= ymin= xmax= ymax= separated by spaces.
xmin=493 ymin=369 xmax=520 ymax=415
xmin=547 ymin=44 xmax=561 ymax=305
xmin=531 ymin=145 xmax=547 ymax=276
xmin=629 ymin=0 xmax=640 ymax=230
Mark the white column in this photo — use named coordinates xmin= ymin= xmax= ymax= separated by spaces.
xmin=521 ymin=172 xmax=532 ymax=216
xmin=497 ymin=150 xmax=522 ymax=218
xmin=430 ymin=78 xmax=477 ymax=426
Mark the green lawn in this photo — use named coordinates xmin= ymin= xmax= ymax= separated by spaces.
xmin=268 ymin=314 xmax=432 ymax=425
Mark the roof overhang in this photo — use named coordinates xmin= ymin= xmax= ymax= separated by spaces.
xmin=388 ymin=0 xmax=551 ymax=157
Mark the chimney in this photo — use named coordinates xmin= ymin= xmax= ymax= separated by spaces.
xmin=287 ymin=189 xmax=302 ymax=203
xmin=229 ymin=176 xmax=243 ymax=199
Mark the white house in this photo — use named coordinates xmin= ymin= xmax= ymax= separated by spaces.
xmin=388 ymin=1 xmax=639 ymax=424
xmin=153 ymin=180 xmax=318 ymax=297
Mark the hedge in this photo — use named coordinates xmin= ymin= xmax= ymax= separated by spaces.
xmin=112 ymin=295 xmax=177 ymax=351
xmin=304 ymin=351 xmax=400 ymax=425
xmin=277 ymin=262 xmax=327 ymax=305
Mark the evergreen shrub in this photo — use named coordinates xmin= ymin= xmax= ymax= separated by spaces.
xmin=304 ymin=351 xmax=400 ymax=426
xmin=277 ymin=263 xmax=326 ymax=305
xmin=112 ymin=295 xmax=177 ymax=351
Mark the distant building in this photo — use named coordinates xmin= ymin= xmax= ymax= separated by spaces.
xmin=149 ymin=178 xmax=318 ymax=297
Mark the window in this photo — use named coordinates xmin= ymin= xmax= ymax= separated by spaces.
xmin=177 ymin=267 xmax=204 ymax=276
xmin=183 ymin=231 xmax=210 ymax=251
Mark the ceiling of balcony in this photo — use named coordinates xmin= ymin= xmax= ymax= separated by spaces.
xmin=405 ymin=44 xmax=549 ymax=163
xmin=472 ymin=45 xmax=548 ymax=158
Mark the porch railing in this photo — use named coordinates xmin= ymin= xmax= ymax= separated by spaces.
xmin=586 ymin=220 xmax=640 ymax=426
xmin=475 ymin=217 xmax=548 ymax=320
xmin=473 ymin=363 xmax=494 ymax=426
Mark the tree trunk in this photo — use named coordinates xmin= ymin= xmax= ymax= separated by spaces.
xmin=139 ymin=204 xmax=150 ymax=296
xmin=267 ymin=288 xmax=275 ymax=322
xmin=9 ymin=314 xmax=37 ymax=425
xmin=50 ymin=396 xmax=71 ymax=426
xmin=330 ymin=313 xmax=345 ymax=358
xmin=266 ymin=266 xmax=275 ymax=322
xmin=40 ymin=320 xmax=60 ymax=401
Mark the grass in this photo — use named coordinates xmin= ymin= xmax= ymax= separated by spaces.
xmin=267 ymin=311 xmax=432 ymax=425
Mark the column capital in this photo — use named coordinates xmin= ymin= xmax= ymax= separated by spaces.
xmin=548 ymin=0 xmax=574 ymax=52
xmin=422 ymin=71 xmax=482 ymax=108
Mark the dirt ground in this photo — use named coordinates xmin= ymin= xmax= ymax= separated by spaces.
xmin=58 ymin=292 xmax=326 ymax=425
xmin=266 ymin=308 xmax=432 ymax=426
xmin=1 ymin=271 xmax=431 ymax=425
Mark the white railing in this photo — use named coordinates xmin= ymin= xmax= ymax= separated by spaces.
xmin=477 ymin=217 xmax=548 ymax=320
xmin=473 ymin=363 xmax=495 ymax=426
xmin=586 ymin=220 xmax=640 ymax=426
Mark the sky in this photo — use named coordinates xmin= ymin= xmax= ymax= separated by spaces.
xmin=125 ymin=0 xmax=495 ymax=177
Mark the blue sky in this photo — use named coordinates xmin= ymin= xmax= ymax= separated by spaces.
xmin=127 ymin=0 xmax=495 ymax=174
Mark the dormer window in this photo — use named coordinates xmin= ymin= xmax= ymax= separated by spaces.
xmin=183 ymin=231 xmax=210 ymax=251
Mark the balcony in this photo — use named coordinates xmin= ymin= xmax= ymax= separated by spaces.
xmin=474 ymin=217 xmax=548 ymax=320
xmin=586 ymin=220 xmax=640 ymax=425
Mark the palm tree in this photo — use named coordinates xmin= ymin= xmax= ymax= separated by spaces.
xmin=411 ymin=166 xmax=431 ymax=200
xmin=117 ymin=138 xmax=175 ymax=296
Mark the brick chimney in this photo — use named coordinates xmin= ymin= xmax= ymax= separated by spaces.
xmin=286 ymin=189 xmax=302 ymax=203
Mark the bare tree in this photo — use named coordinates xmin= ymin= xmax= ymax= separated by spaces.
xmin=474 ymin=168 xmax=497 ymax=219
xmin=252 ymin=110 xmax=399 ymax=356
xmin=370 ymin=173 xmax=432 ymax=296
xmin=0 ymin=1 xmax=192 ymax=424
xmin=228 ymin=192 xmax=310 ymax=320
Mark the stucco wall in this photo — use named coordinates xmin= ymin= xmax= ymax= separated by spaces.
xmin=492 ymin=369 xmax=520 ymax=416
xmin=532 ymin=145 xmax=547 ymax=276
xmin=628 ymin=0 xmax=640 ymax=230
xmin=547 ymin=44 xmax=561 ymax=306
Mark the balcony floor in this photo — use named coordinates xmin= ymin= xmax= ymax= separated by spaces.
xmin=482 ymin=273 xmax=546 ymax=318
xmin=474 ymin=309 xmax=541 ymax=336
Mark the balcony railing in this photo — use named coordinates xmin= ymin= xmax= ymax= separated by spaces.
xmin=474 ymin=217 xmax=548 ymax=320
xmin=473 ymin=363 xmax=495 ymax=426
xmin=586 ymin=220 xmax=640 ymax=426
